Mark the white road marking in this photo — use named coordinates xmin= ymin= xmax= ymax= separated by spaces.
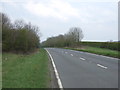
xmin=45 ymin=49 xmax=63 ymax=89
xmin=97 ymin=64 xmax=107 ymax=69
xmin=71 ymin=54 xmax=73 ymax=56
xmin=80 ymin=57 xmax=86 ymax=60
xmin=65 ymin=48 xmax=119 ymax=60
xmin=65 ymin=52 xmax=68 ymax=54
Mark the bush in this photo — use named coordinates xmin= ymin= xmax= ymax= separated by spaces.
xmin=2 ymin=13 xmax=40 ymax=53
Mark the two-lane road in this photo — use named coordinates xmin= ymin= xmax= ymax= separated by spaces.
xmin=46 ymin=48 xmax=118 ymax=88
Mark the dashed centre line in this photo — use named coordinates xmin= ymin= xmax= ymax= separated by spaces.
xmin=63 ymin=50 xmax=108 ymax=70
xmin=71 ymin=54 xmax=73 ymax=56
xmin=80 ymin=57 xmax=86 ymax=60
xmin=97 ymin=64 xmax=107 ymax=69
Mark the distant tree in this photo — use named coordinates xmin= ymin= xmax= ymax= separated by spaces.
xmin=41 ymin=27 xmax=84 ymax=47
xmin=68 ymin=27 xmax=84 ymax=42
xmin=65 ymin=27 xmax=84 ymax=46
xmin=54 ymin=35 xmax=65 ymax=47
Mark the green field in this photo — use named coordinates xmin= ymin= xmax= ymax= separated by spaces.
xmin=65 ymin=46 xmax=119 ymax=58
xmin=80 ymin=41 xmax=119 ymax=51
xmin=2 ymin=49 xmax=50 ymax=88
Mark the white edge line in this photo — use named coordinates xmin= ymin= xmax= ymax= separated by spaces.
xmin=64 ymin=48 xmax=118 ymax=60
xmin=80 ymin=57 xmax=86 ymax=60
xmin=66 ymin=48 xmax=119 ymax=60
xmin=82 ymin=51 xmax=119 ymax=60
xmin=45 ymin=49 xmax=63 ymax=89
xmin=97 ymin=64 xmax=107 ymax=69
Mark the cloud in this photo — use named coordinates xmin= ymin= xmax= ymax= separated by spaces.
xmin=24 ymin=0 xmax=80 ymax=21
xmin=0 ymin=0 xmax=18 ymax=7
xmin=0 ymin=3 xmax=3 ymax=12
xmin=65 ymin=0 xmax=118 ymax=2
xmin=76 ymin=3 xmax=117 ymax=24
xmin=1 ymin=0 xmax=117 ymax=23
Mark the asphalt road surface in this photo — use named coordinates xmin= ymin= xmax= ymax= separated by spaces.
xmin=46 ymin=48 xmax=118 ymax=88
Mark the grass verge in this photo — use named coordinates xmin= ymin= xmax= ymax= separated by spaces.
xmin=2 ymin=48 xmax=50 ymax=88
xmin=65 ymin=46 xmax=119 ymax=58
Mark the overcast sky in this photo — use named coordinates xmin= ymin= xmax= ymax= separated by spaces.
xmin=0 ymin=0 xmax=118 ymax=42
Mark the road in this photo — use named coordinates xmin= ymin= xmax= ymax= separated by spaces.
xmin=46 ymin=48 xmax=118 ymax=88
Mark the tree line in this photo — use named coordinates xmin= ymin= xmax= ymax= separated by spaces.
xmin=1 ymin=13 xmax=40 ymax=53
xmin=41 ymin=27 xmax=119 ymax=51
xmin=41 ymin=27 xmax=84 ymax=47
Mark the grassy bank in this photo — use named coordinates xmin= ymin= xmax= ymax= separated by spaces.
xmin=2 ymin=48 xmax=50 ymax=88
xmin=80 ymin=41 xmax=119 ymax=51
xmin=65 ymin=46 xmax=119 ymax=58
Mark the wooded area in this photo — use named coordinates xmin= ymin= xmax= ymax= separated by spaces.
xmin=1 ymin=13 xmax=40 ymax=53
xmin=41 ymin=27 xmax=84 ymax=47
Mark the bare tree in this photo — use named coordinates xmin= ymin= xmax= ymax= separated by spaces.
xmin=67 ymin=27 xmax=84 ymax=42
xmin=41 ymin=27 xmax=84 ymax=47
xmin=13 ymin=20 xmax=25 ymax=30
xmin=1 ymin=13 xmax=11 ymax=27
